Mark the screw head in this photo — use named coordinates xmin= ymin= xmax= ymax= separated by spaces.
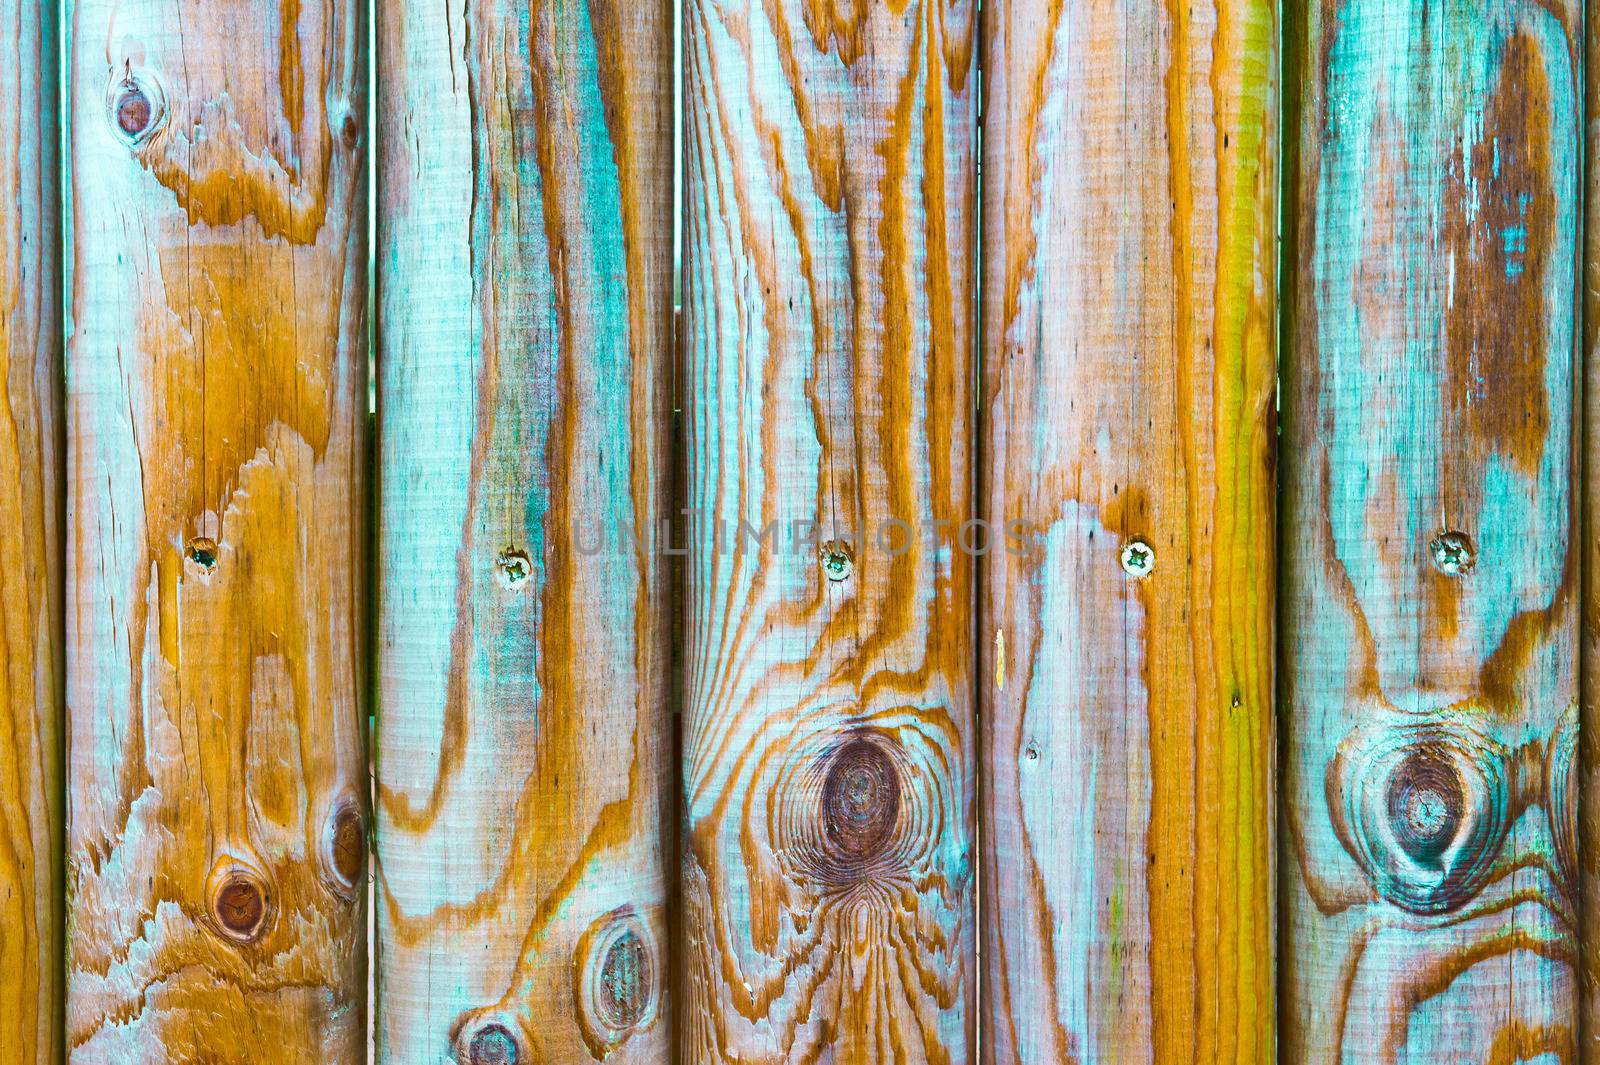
xmin=1430 ymin=531 xmax=1476 ymax=576
xmin=819 ymin=541 xmax=854 ymax=582
xmin=1119 ymin=539 xmax=1155 ymax=578
xmin=496 ymin=548 xmax=532 ymax=590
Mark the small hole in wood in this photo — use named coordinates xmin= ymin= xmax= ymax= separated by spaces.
xmin=1430 ymin=530 xmax=1476 ymax=576
xmin=186 ymin=537 xmax=219 ymax=573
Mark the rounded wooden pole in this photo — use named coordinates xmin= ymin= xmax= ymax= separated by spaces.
xmin=65 ymin=1 xmax=370 ymax=1058
xmin=1281 ymin=1 xmax=1582 ymax=1058
xmin=679 ymin=0 xmax=979 ymax=1056
xmin=978 ymin=0 xmax=1279 ymax=1058
xmin=372 ymin=0 xmax=674 ymax=1061
xmin=0 ymin=1 xmax=63 ymax=1061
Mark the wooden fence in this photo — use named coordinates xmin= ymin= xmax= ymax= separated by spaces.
xmin=0 ymin=0 xmax=1589 ymax=1062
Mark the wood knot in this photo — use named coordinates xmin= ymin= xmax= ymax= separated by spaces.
xmin=1547 ymin=705 xmax=1579 ymax=892
xmin=821 ymin=737 xmax=900 ymax=863
xmin=323 ymin=797 xmax=365 ymax=897
xmin=1330 ymin=719 xmax=1511 ymax=915
xmin=463 ymin=1023 xmax=520 ymax=1065
xmin=1386 ymin=749 xmax=1464 ymax=862
xmin=210 ymin=866 xmax=272 ymax=943
xmin=107 ymin=70 xmax=164 ymax=145
xmin=575 ymin=908 xmax=658 ymax=1053
xmin=339 ymin=109 xmax=360 ymax=151
xmin=597 ymin=928 xmax=650 ymax=1029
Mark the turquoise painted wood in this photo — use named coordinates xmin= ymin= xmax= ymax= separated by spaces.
xmin=0 ymin=1 xmax=63 ymax=1061
xmin=1281 ymin=0 xmax=1582 ymax=1058
xmin=64 ymin=1 xmax=370 ymax=1059
xmin=978 ymin=0 xmax=1279 ymax=1058
xmin=373 ymin=1 xmax=673 ymax=1062
xmin=678 ymin=0 xmax=978 ymax=1055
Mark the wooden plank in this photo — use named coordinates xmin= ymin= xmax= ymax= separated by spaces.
xmin=0 ymin=1 xmax=62 ymax=1061
xmin=1281 ymin=0 xmax=1582 ymax=1059
xmin=679 ymin=0 xmax=977 ymax=1056
xmin=372 ymin=0 xmax=673 ymax=1062
xmin=63 ymin=2 xmax=369 ymax=1060
xmin=977 ymin=0 xmax=1277 ymax=1057
xmin=1582 ymin=8 xmax=1600 ymax=1062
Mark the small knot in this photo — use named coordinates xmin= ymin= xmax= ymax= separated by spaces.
xmin=821 ymin=737 xmax=900 ymax=863
xmin=108 ymin=71 xmax=163 ymax=145
xmin=324 ymin=799 xmax=365 ymax=896
xmin=213 ymin=872 xmax=269 ymax=941
xmin=461 ymin=1021 xmax=522 ymax=1065
xmin=597 ymin=928 xmax=650 ymax=1030
xmin=1386 ymin=749 xmax=1464 ymax=862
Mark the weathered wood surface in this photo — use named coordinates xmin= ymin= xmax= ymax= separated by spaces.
xmin=0 ymin=1 xmax=62 ymax=1061
xmin=680 ymin=0 xmax=977 ymax=1056
xmin=373 ymin=0 xmax=673 ymax=1061
xmin=64 ymin=1 xmax=369 ymax=1060
xmin=1582 ymin=10 xmax=1600 ymax=1061
xmin=1282 ymin=0 xmax=1582 ymax=1059
xmin=978 ymin=0 xmax=1277 ymax=1057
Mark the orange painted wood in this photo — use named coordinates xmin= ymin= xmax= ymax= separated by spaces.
xmin=978 ymin=0 xmax=1278 ymax=1059
xmin=64 ymin=2 xmax=370 ymax=1060
xmin=373 ymin=0 xmax=674 ymax=1061
xmin=0 ymin=1 xmax=63 ymax=1061
xmin=679 ymin=0 xmax=979 ymax=1057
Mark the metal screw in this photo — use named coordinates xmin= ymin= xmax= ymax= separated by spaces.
xmin=497 ymin=549 xmax=532 ymax=590
xmin=1119 ymin=539 xmax=1155 ymax=578
xmin=820 ymin=541 xmax=854 ymax=582
xmin=1430 ymin=531 xmax=1476 ymax=576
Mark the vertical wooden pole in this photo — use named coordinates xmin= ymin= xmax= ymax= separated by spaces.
xmin=373 ymin=0 xmax=673 ymax=1061
xmin=1282 ymin=0 xmax=1582 ymax=1059
xmin=0 ymin=1 xmax=62 ymax=1061
xmin=1582 ymin=6 xmax=1599 ymax=1061
xmin=64 ymin=1 xmax=369 ymax=1060
xmin=978 ymin=0 xmax=1278 ymax=1057
xmin=679 ymin=0 xmax=977 ymax=1056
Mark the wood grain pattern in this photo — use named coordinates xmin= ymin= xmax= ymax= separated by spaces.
xmin=1581 ymin=7 xmax=1600 ymax=1060
xmin=0 ymin=1 xmax=62 ymax=1061
xmin=373 ymin=0 xmax=673 ymax=1062
xmin=978 ymin=0 xmax=1277 ymax=1058
xmin=64 ymin=2 xmax=369 ymax=1061
xmin=1282 ymin=0 xmax=1582 ymax=1059
xmin=680 ymin=0 xmax=977 ymax=1056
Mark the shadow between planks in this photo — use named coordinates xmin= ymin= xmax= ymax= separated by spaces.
xmin=0 ymin=0 xmax=1594 ymax=1062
